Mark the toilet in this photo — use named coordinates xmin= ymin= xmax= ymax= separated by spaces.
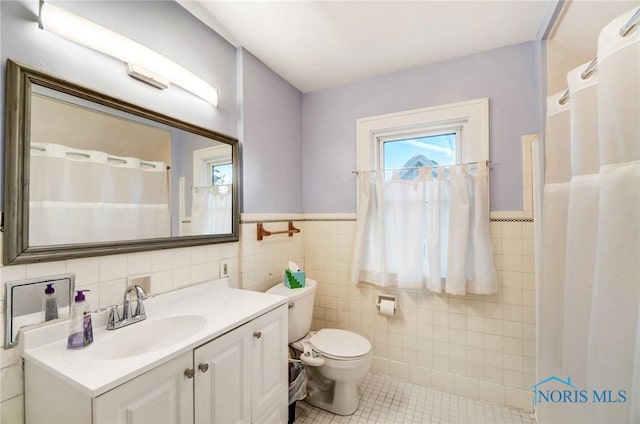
xmin=267 ymin=279 xmax=372 ymax=416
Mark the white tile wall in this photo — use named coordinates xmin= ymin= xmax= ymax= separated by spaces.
xmin=0 ymin=394 xmax=24 ymax=424
xmin=0 ymin=212 xmax=535 ymax=419
xmin=304 ymin=214 xmax=536 ymax=412
xmin=238 ymin=219 xmax=305 ymax=292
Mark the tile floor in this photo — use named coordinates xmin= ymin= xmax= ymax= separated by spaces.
xmin=294 ymin=373 xmax=536 ymax=424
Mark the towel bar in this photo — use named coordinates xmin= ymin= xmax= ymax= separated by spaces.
xmin=257 ymin=221 xmax=300 ymax=241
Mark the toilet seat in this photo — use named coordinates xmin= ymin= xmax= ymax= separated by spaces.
xmin=298 ymin=341 xmax=325 ymax=366
xmin=309 ymin=329 xmax=371 ymax=360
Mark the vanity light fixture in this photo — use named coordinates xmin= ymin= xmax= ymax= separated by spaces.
xmin=38 ymin=1 xmax=219 ymax=107
xmin=125 ymin=63 xmax=169 ymax=90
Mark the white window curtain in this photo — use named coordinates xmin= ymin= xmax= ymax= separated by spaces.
xmin=351 ymin=161 xmax=497 ymax=295
xmin=190 ymin=185 xmax=232 ymax=234
xmin=29 ymin=142 xmax=170 ymax=245
xmin=538 ymin=8 xmax=639 ymax=423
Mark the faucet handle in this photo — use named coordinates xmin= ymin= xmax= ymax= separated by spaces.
xmin=133 ymin=285 xmax=148 ymax=317
xmin=107 ymin=305 xmax=120 ymax=329
xmin=134 ymin=285 xmax=149 ymax=300
xmin=134 ymin=300 xmax=146 ymax=317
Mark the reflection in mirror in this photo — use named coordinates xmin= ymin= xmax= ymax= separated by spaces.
xmin=184 ymin=145 xmax=233 ymax=235
xmin=29 ymin=85 xmax=233 ymax=244
xmin=4 ymin=60 xmax=239 ymax=264
xmin=4 ymin=274 xmax=75 ymax=348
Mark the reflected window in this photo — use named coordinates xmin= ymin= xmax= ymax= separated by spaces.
xmin=209 ymin=162 xmax=232 ymax=186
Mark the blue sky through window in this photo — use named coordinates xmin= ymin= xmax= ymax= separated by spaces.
xmin=383 ymin=133 xmax=456 ymax=170
xmin=212 ymin=163 xmax=233 ymax=185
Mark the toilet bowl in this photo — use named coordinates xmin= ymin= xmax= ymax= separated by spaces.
xmin=267 ymin=279 xmax=372 ymax=416
xmin=295 ymin=329 xmax=372 ymax=415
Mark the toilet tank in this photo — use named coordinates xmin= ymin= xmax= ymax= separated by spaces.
xmin=266 ymin=279 xmax=317 ymax=343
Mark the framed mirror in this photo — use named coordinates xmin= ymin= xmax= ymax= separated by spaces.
xmin=3 ymin=60 xmax=240 ymax=264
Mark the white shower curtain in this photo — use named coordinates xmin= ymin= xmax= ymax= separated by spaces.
xmin=29 ymin=142 xmax=170 ymax=245
xmin=538 ymin=90 xmax=571 ymax=416
xmin=562 ymin=62 xmax=599 ymax=392
xmin=539 ymin=8 xmax=639 ymax=423
xmin=351 ymin=161 xmax=496 ymax=294
xmin=190 ymin=185 xmax=232 ymax=235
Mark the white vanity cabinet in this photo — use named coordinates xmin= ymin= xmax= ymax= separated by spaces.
xmin=25 ymin=304 xmax=288 ymax=424
xmin=194 ymin=304 xmax=288 ymax=423
xmin=94 ymin=351 xmax=194 ymax=423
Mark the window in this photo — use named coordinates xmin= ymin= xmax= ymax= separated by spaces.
xmin=352 ymin=99 xmax=496 ymax=293
xmin=192 ymin=145 xmax=233 ymax=187
xmin=356 ymin=98 xmax=489 ymax=174
xmin=209 ymin=162 xmax=232 ymax=186
xmin=381 ymin=132 xmax=457 ymax=180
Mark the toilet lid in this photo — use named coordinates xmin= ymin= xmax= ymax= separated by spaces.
xmin=310 ymin=329 xmax=371 ymax=359
xmin=266 ymin=279 xmax=316 ymax=301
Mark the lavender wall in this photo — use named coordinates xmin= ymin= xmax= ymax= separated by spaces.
xmin=0 ymin=0 xmax=238 ymax=207
xmin=1 ymin=1 xmax=305 ymax=217
xmin=1 ymin=0 xmax=542 ymax=216
xmin=238 ymin=48 xmax=303 ymax=213
xmin=0 ymin=1 xmax=237 ymax=136
xmin=302 ymin=41 xmax=543 ymax=213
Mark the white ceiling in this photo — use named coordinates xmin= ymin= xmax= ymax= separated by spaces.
xmin=180 ymin=0 xmax=640 ymax=93
xmin=552 ymin=0 xmax=639 ymax=59
xmin=180 ymin=1 xmax=556 ymax=93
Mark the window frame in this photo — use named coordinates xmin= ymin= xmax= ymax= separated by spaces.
xmin=356 ymin=98 xmax=489 ymax=173
xmin=192 ymin=145 xmax=232 ymax=186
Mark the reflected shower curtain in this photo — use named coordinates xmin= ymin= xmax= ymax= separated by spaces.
xmin=539 ymin=8 xmax=639 ymax=423
xmin=351 ymin=162 xmax=496 ymax=294
xmin=29 ymin=143 xmax=170 ymax=245
xmin=191 ymin=185 xmax=232 ymax=234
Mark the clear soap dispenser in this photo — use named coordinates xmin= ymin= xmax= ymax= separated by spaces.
xmin=41 ymin=283 xmax=59 ymax=322
xmin=67 ymin=290 xmax=94 ymax=349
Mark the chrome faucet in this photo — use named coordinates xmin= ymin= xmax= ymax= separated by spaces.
xmin=107 ymin=284 xmax=149 ymax=330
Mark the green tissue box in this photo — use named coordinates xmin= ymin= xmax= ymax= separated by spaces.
xmin=284 ymin=269 xmax=306 ymax=289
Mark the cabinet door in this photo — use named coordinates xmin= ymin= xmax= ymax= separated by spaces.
xmin=251 ymin=305 xmax=288 ymax=423
xmin=94 ymin=352 xmax=193 ymax=424
xmin=194 ymin=324 xmax=251 ymax=424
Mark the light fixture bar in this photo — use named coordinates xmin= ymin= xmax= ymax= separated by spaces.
xmin=125 ymin=63 xmax=170 ymax=90
xmin=38 ymin=1 xmax=219 ymax=107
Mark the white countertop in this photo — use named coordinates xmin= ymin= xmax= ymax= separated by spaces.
xmin=22 ymin=278 xmax=287 ymax=397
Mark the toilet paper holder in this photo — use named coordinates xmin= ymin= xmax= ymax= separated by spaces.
xmin=376 ymin=293 xmax=397 ymax=314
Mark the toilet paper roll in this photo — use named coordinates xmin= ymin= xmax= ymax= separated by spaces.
xmin=379 ymin=299 xmax=396 ymax=316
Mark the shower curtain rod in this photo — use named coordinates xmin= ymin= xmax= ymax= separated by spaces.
xmin=620 ymin=8 xmax=640 ymax=37
xmin=558 ymin=58 xmax=598 ymax=105
xmin=30 ymin=145 xmax=170 ymax=169
xmin=558 ymin=8 xmax=639 ymax=106
xmin=351 ymin=159 xmax=490 ymax=175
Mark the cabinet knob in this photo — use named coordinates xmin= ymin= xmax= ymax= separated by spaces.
xmin=253 ymin=331 xmax=262 ymax=339
xmin=198 ymin=363 xmax=209 ymax=373
xmin=184 ymin=368 xmax=195 ymax=379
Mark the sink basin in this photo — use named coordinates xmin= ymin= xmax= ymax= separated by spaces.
xmin=91 ymin=315 xmax=206 ymax=360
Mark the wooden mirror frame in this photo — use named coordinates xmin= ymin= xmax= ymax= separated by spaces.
xmin=3 ymin=59 xmax=240 ymax=265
